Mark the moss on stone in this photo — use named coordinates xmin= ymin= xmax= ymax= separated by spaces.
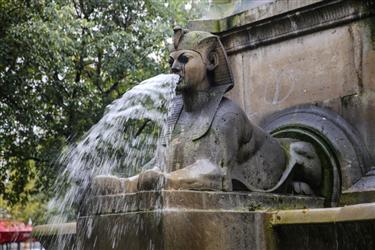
xmin=365 ymin=17 xmax=375 ymax=49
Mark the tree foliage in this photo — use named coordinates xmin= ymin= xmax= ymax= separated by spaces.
xmin=0 ymin=0 xmax=194 ymax=220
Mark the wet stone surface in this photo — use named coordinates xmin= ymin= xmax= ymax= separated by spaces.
xmin=80 ymin=190 xmax=325 ymax=216
xmin=275 ymin=220 xmax=375 ymax=250
xmin=77 ymin=191 xmax=324 ymax=250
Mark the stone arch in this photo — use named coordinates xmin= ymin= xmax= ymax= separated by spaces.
xmin=260 ymin=105 xmax=371 ymax=206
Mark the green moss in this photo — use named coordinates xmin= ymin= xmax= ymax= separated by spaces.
xmin=218 ymin=13 xmax=242 ymax=31
xmin=212 ymin=20 xmax=221 ymax=33
xmin=364 ymin=17 xmax=375 ymax=49
xmin=187 ymin=20 xmax=221 ymax=34
xmin=341 ymin=94 xmax=356 ymax=108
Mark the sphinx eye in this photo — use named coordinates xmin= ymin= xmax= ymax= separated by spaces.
xmin=168 ymin=57 xmax=174 ymax=67
xmin=178 ymin=55 xmax=188 ymax=64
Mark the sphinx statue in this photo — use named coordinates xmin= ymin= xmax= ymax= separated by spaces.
xmin=93 ymin=28 xmax=322 ymax=196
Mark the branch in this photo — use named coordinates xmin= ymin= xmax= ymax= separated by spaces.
xmin=74 ymin=28 xmax=87 ymax=84
xmin=104 ymin=82 xmax=120 ymax=96
xmin=94 ymin=50 xmax=103 ymax=93
xmin=21 ymin=156 xmax=44 ymax=163
xmin=135 ymin=119 xmax=151 ymax=137
xmin=72 ymin=0 xmax=81 ymax=18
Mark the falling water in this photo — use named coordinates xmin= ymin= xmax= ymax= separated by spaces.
xmin=47 ymin=74 xmax=179 ymax=230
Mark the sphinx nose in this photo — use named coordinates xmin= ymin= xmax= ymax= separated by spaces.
xmin=170 ymin=61 xmax=181 ymax=74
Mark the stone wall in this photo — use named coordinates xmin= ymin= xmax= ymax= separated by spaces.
xmin=189 ymin=0 xmax=375 ymax=170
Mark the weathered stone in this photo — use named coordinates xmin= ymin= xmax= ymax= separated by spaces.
xmin=193 ymin=1 xmax=375 ymax=170
xmin=81 ymin=190 xmax=325 ymax=216
xmin=77 ymin=191 xmax=375 ymax=250
xmin=227 ymin=26 xmax=361 ymax=121
xmin=92 ymin=27 xmax=324 ymax=198
xmin=270 ymin=203 xmax=375 ymax=250
xmin=340 ymin=167 xmax=375 ymax=205
xmin=78 ymin=210 xmax=271 ymax=250
xmin=77 ymin=191 xmax=324 ymax=250
xmin=189 ymin=0 xmax=326 ymax=33
xmin=190 ymin=0 xmax=375 ymax=201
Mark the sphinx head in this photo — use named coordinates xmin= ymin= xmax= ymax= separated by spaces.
xmin=169 ymin=27 xmax=233 ymax=93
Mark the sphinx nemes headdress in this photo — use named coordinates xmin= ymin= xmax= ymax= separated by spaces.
xmin=169 ymin=27 xmax=234 ymax=92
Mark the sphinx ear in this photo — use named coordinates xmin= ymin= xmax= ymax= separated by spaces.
xmin=207 ymin=51 xmax=219 ymax=71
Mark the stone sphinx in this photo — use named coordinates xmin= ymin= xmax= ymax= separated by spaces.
xmin=93 ymin=28 xmax=321 ymax=196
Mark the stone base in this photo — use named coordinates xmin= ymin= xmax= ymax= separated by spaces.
xmin=77 ymin=191 xmax=324 ymax=250
xmin=270 ymin=203 xmax=375 ymax=250
xmin=78 ymin=209 xmax=272 ymax=250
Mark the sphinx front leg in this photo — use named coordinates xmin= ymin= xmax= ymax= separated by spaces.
xmin=91 ymin=161 xmax=230 ymax=194
xmin=91 ymin=175 xmax=139 ymax=195
xmin=92 ymin=167 xmax=167 ymax=195
xmin=165 ymin=159 xmax=231 ymax=191
xmin=137 ymin=167 xmax=165 ymax=190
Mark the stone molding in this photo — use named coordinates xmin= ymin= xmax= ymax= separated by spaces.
xmin=270 ymin=202 xmax=375 ymax=225
xmin=80 ymin=190 xmax=324 ymax=216
xmin=190 ymin=0 xmax=375 ymax=54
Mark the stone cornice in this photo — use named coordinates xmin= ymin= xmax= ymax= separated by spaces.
xmin=189 ymin=0 xmax=325 ymax=33
xmin=189 ymin=0 xmax=375 ymax=55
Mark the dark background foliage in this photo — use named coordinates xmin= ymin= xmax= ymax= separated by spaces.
xmin=0 ymin=0 xmax=201 ymax=223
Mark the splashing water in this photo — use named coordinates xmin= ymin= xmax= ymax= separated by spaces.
xmin=48 ymin=74 xmax=179 ymax=226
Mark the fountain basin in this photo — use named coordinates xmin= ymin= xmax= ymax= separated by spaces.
xmin=77 ymin=190 xmax=324 ymax=250
xmin=77 ymin=191 xmax=375 ymax=249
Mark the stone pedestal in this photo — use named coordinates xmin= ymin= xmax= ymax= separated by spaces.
xmin=77 ymin=191 xmax=324 ymax=250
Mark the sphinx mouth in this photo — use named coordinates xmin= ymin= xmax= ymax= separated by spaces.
xmin=175 ymin=74 xmax=184 ymax=85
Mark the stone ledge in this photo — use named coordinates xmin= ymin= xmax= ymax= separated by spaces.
xmin=189 ymin=0 xmax=325 ymax=33
xmin=81 ymin=190 xmax=324 ymax=216
xmin=33 ymin=222 xmax=76 ymax=236
xmin=270 ymin=202 xmax=375 ymax=225
xmin=33 ymin=223 xmax=76 ymax=250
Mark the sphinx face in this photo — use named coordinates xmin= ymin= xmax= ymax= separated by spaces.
xmin=169 ymin=49 xmax=209 ymax=93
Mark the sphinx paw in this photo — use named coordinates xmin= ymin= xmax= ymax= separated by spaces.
xmin=137 ymin=168 xmax=165 ymax=191
xmin=292 ymin=181 xmax=315 ymax=196
xmin=91 ymin=175 xmax=124 ymax=195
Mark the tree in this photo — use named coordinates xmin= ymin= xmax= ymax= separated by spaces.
xmin=0 ymin=0 xmax=194 ymax=223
